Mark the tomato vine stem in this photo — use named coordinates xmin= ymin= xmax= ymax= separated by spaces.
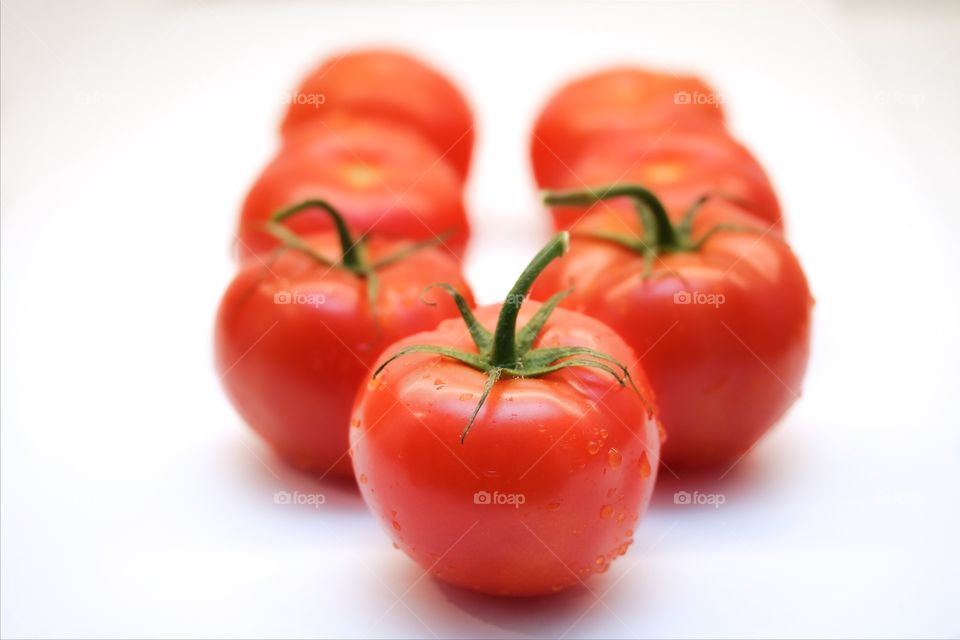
xmin=373 ymin=232 xmax=648 ymax=443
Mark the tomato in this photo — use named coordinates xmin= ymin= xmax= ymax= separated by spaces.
xmin=531 ymin=67 xmax=726 ymax=188
xmin=216 ymin=200 xmax=473 ymax=478
xmin=351 ymin=234 xmax=661 ymax=596
xmin=238 ymin=115 xmax=469 ymax=260
xmin=532 ymin=186 xmax=812 ymax=470
xmin=546 ymin=128 xmax=782 ymax=231
xmin=281 ymin=49 xmax=475 ymax=179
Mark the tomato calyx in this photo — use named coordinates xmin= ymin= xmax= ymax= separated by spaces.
xmin=373 ymin=232 xmax=647 ymax=443
xmin=265 ymin=199 xmax=448 ymax=314
xmin=543 ymin=184 xmax=757 ymax=276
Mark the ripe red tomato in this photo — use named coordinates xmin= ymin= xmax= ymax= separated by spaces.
xmin=216 ymin=200 xmax=473 ymax=478
xmin=532 ymin=186 xmax=812 ymax=470
xmin=238 ymin=115 xmax=469 ymax=260
xmin=351 ymin=234 xmax=661 ymax=596
xmin=531 ymin=67 xmax=726 ymax=188
xmin=281 ymin=49 xmax=475 ymax=178
xmin=546 ymin=128 xmax=782 ymax=231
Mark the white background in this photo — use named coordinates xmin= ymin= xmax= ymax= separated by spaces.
xmin=2 ymin=1 xmax=959 ymax=638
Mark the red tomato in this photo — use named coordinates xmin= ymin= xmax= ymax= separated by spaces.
xmin=546 ymin=128 xmax=782 ymax=231
xmin=351 ymin=234 xmax=661 ymax=596
xmin=238 ymin=115 xmax=469 ymax=260
xmin=531 ymin=67 xmax=726 ymax=188
xmin=281 ymin=49 xmax=475 ymax=178
xmin=533 ymin=187 xmax=812 ymax=470
xmin=216 ymin=201 xmax=473 ymax=478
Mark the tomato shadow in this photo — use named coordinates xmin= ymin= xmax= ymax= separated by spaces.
xmin=649 ymin=433 xmax=802 ymax=512
xmin=222 ymin=434 xmax=365 ymax=512
xmin=398 ymin=561 xmax=659 ymax=638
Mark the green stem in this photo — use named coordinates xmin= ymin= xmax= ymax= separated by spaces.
xmin=271 ymin=199 xmax=363 ymax=271
xmin=490 ymin=232 xmax=569 ymax=367
xmin=544 ymin=184 xmax=678 ymax=248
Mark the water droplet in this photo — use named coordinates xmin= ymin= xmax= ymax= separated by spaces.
xmin=594 ymin=555 xmax=605 ymax=567
xmin=607 ymin=448 xmax=622 ymax=468
xmin=459 ymin=392 xmax=473 ymax=401
xmin=657 ymin=423 xmax=668 ymax=443
xmin=392 ymin=542 xmax=400 ymax=550
xmin=391 ymin=520 xmax=401 ymax=532
xmin=537 ymin=424 xmax=546 ymax=433
xmin=350 ymin=417 xmax=361 ymax=428
xmin=587 ymin=440 xmax=601 ymax=455
xmin=626 ymin=529 xmax=634 ymax=537
xmin=600 ymin=504 xmax=614 ymax=519
xmin=615 ymin=513 xmax=626 ymax=524
xmin=599 ymin=427 xmax=609 ymax=439
xmin=433 ymin=378 xmax=444 ymax=388
xmin=367 ymin=377 xmax=383 ymax=391
xmin=638 ymin=451 xmax=652 ymax=478
xmin=546 ymin=502 xmax=560 ymax=512
xmin=359 ymin=473 xmax=368 ymax=484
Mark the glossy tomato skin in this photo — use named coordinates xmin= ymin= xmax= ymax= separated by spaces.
xmin=547 ymin=128 xmax=782 ymax=231
xmin=531 ymin=67 xmax=726 ymax=188
xmin=281 ymin=50 xmax=474 ymax=178
xmin=238 ymin=115 xmax=469 ymax=261
xmin=215 ymin=234 xmax=473 ymax=478
xmin=531 ymin=205 xmax=812 ymax=470
xmin=351 ymin=304 xmax=661 ymax=596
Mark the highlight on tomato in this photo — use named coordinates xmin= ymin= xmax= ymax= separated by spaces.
xmin=532 ymin=185 xmax=812 ymax=471
xmin=531 ymin=67 xmax=727 ymax=188
xmin=215 ymin=199 xmax=473 ymax=478
xmin=281 ymin=49 xmax=475 ymax=179
xmin=237 ymin=114 xmax=469 ymax=260
xmin=350 ymin=233 xmax=661 ymax=596
xmin=544 ymin=127 xmax=782 ymax=231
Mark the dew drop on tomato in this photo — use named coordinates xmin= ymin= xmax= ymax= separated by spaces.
xmin=608 ymin=447 xmax=623 ymax=468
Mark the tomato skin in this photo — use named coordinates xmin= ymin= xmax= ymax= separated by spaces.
xmin=530 ymin=204 xmax=812 ymax=470
xmin=214 ymin=234 xmax=473 ymax=477
xmin=238 ymin=116 xmax=469 ymax=261
xmin=531 ymin=67 xmax=726 ymax=188
xmin=547 ymin=128 xmax=783 ymax=231
xmin=281 ymin=50 xmax=474 ymax=178
xmin=351 ymin=304 xmax=660 ymax=596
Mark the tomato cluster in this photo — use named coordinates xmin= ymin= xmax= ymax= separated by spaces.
xmin=214 ymin=52 xmax=812 ymax=597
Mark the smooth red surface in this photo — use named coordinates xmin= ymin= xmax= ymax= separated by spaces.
xmin=531 ymin=67 xmax=726 ymax=188
xmin=531 ymin=204 xmax=812 ymax=470
xmin=350 ymin=304 xmax=661 ymax=596
xmin=238 ymin=116 xmax=469 ymax=261
xmin=547 ymin=128 xmax=783 ymax=230
xmin=281 ymin=49 xmax=475 ymax=178
xmin=215 ymin=234 xmax=473 ymax=478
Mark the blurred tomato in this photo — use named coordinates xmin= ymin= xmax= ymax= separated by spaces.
xmin=281 ymin=49 xmax=475 ymax=178
xmin=238 ymin=115 xmax=469 ymax=260
xmin=217 ymin=202 xmax=473 ymax=477
xmin=531 ymin=67 xmax=726 ymax=187
xmin=534 ymin=186 xmax=812 ymax=470
xmin=546 ymin=128 xmax=782 ymax=230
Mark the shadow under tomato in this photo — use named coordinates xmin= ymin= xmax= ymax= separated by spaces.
xmin=649 ymin=429 xmax=803 ymax=512
xmin=224 ymin=433 xmax=365 ymax=512
xmin=411 ymin=559 xmax=658 ymax=639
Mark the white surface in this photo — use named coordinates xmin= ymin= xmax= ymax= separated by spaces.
xmin=2 ymin=1 xmax=959 ymax=638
